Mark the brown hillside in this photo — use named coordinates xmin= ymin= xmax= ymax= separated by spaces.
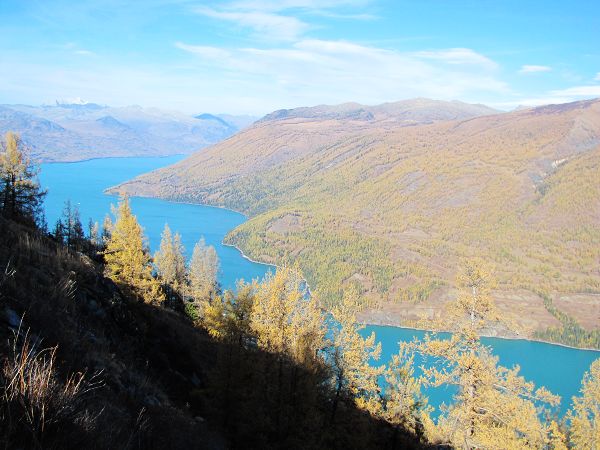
xmin=112 ymin=98 xmax=600 ymax=341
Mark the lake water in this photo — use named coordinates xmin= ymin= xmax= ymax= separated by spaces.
xmin=40 ymin=155 xmax=274 ymax=291
xmin=40 ymin=156 xmax=599 ymax=417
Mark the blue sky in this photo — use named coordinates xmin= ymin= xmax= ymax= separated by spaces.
xmin=1 ymin=0 xmax=599 ymax=114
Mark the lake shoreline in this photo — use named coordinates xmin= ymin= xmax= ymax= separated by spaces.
xmin=360 ymin=319 xmax=600 ymax=353
xmin=112 ymin=177 xmax=600 ymax=354
xmin=222 ymin=235 xmax=600 ymax=353
xmin=40 ymin=153 xmax=188 ymax=165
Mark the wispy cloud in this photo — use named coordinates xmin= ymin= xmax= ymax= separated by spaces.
xmin=193 ymin=0 xmax=375 ymax=41
xmin=413 ymin=48 xmax=498 ymax=70
xmin=519 ymin=64 xmax=552 ymax=73
xmin=595 ymin=72 xmax=600 ymax=81
xmin=195 ymin=6 xmax=309 ymax=41
xmin=74 ymin=49 xmax=95 ymax=56
xmin=227 ymin=0 xmax=371 ymax=12
xmin=175 ymin=39 xmax=508 ymax=110
xmin=550 ymin=85 xmax=600 ymax=97
xmin=174 ymin=42 xmax=232 ymax=60
xmin=492 ymin=83 xmax=600 ymax=109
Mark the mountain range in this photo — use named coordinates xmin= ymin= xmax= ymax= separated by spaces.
xmin=0 ymin=102 xmax=256 ymax=162
xmin=108 ymin=98 xmax=600 ymax=340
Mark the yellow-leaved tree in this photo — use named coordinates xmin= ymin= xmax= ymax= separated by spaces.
xmin=568 ymin=358 xmax=600 ymax=448
xmin=251 ymin=265 xmax=325 ymax=367
xmin=329 ymin=284 xmax=384 ymax=421
xmin=154 ymin=223 xmax=186 ymax=301
xmin=382 ymin=343 xmax=432 ymax=441
xmin=419 ymin=259 xmax=566 ymax=449
xmin=0 ymin=131 xmax=46 ymax=227
xmin=104 ymin=196 xmax=163 ymax=303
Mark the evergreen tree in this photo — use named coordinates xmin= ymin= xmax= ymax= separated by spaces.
xmin=57 ymin=200 xmax=85 ymax=250
xmin=329 ymin=284 xmax=384 ymax=421
xmin=189 ymin=237 xmax=220 ymax=301
xmin=419 ymin=259 xmax=564 ymax=449
xmin=568 ymin=358 xmax=600 ymax=448
xmin=104 ymin=196 xmax=162 ymax=303
xmin=52 ymin=218 xmax=65 ymax=243
xmin=0 ymin=131 xmax=46 ymax=226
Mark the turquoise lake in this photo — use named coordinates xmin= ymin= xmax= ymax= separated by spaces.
xmin=40 ymin=156 xmax=599 ymax=417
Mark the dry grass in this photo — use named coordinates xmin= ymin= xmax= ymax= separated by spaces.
xmin=1 ymin=329 xmax=102 ymax=449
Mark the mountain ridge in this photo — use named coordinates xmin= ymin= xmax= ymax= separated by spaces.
xmin=110 ymin=97 xmax=600 ymax=341
xmin=0 ymin=103 xmax=255 ymax=162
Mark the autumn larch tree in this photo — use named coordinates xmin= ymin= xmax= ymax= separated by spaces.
xmin=188 ymin=237 xmax=220 ymax=313
xmin=0 ymin=131 xmax=46 ymax=226
xmin=568 ymin=358 xmax=600 ymax=448
xmin=418 ymin=259 xmax=565 ymax=449
xmin=329 ymin=284 xmax=384 ymax=422
xmin=104 ymin=196 xmax=162 ymax=303
xmin=154 ymin=223 xmax=186 ymax=303
xmin=382 ymin=343 xmax=432 ymax=444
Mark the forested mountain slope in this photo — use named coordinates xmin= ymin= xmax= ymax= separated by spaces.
xmin=112 ymin=98 xmax=600 ymax=341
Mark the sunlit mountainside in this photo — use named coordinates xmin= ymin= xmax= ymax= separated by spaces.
xmin=113 ymin=97 xmax=600 ymax=342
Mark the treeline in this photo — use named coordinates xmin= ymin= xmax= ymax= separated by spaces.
xmin=2 ymin=131 xmax=600 ymax=449
xmin=533 ymin=291 xmax=600 ymax=349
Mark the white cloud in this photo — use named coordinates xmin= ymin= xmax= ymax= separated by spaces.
xmin=175 ymin=39 xmax=508 ymax=111
xmin=194 ymin=0 xmax=375 ymax=41
xmin=413 ymin=48 xmax=498 ymax=70
xmin=550 ymin=85 xmax=600 ymax=97
xmin=492 ymin=84 xmax=600 ymax=109
xmin=195 ymin=6 xmax=309 ymax=41
xmin=519 ymin=65 xmax=552 ymax=73
xmin=74 ymin=49 xmax=95 ymax=56
xmin=595 ymin=72 xmax=600 ymax=81
xmin=174 ymin=42 xmax=232 ymax=60
xmin=228 ymin=0 xmax=370 ymax=13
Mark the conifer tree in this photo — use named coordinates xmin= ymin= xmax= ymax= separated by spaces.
xmin=154 ymin=224 xmax=187 ymax=302
xmin=251 ymin=265 xmax=325 ymax=365
xmin=104 ymin=196 xmax=162 ymax=303
xmin=189 ymin=237 xmax=220 ymax=301
xmin=155 ymin=224 xmax=177 ymax=285
xmin=58 ymin=200 xmax=85 ymax=250
xmin=329 ymin=284 xmax=384 ymax=420
xmin=173 ymin=232 xmax=186 ymax=288
xmin=101 ymin=214 xmax=112 ymax=244
xmin=88 ymin=219 xmax=102 ymax=249
xmin=0 ymin=131 xmax=46 ymax=226
xmin=419 ymin=259 xmax=564 ymax=449
xmin=382 ymin=343 xmax=431 ymax=439
xmin=568 ymin=358 xmax=600 ymax=448
xmin=52 ymin=218 xmax=65 ymax=243
xmin=203 ymin=281 xmax=256 ymax=343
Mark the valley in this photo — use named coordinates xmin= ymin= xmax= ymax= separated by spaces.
xmin=111 ymin=98 xmax=600 ymax=346
xmin=40 ymin=155 xmax=600 ymax=419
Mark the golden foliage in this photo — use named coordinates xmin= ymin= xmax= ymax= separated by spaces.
xmin=104 ymin=196 xmax=163 ymax=303
xmin=568 ymin=358 xmax=600 ymax=448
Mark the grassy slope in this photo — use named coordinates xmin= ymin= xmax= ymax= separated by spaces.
xmin=112 ymin=99 xmax=600 ymax=340
xmin=1 ymin=218 xmax=427 ymax=449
